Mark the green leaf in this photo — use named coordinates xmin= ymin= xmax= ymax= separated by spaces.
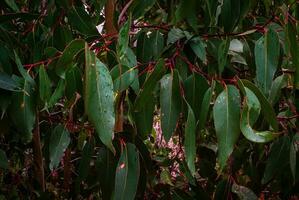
xmin=231 ymin=183 xmax=258 ymax=200
xmin=130 ymin=0 xmax=156 ymax=19
xmin=39 ymin=65 xmax=51 ymax=104
xmin=190 ymin=37 xmax=207 ymax=63
xmin=133 ymin=60 xmax=166 ymax=138
xmin=218 ymin=38 xmax=230 ymax=74
xmin=114 ymin=143 xmax=140 ymax=200
xmin=160 ymin=70 xmax=181 ymax=141
xmin=239 ymin=79 xmax=278 ymax=131
xmin=76 ymin=139 xmax=94 ymax=183
xmin=111 ymin=65 xmax=137 ymax=92
xmin=65 ymin=65 xmax=82 ymax=99
xmin=0 ymin=149 xmax=8 ymax=169
xmin=49 ymin=124 xmax=70 ymax=170
xmin=184 ymin=73 xmax=209 ymax=120
xmin=14 ymin=51 xmax=35 ymax=86
xmin=268 ymin=74 xmax=287 ymax=106
xmin=48 ymin=79 xmax=65 ymax=108
xmin=67 ymin=6 xmax=98 ymax=35
xmin=213 ymin=85 xmax=240 ymax=169
xmin=84 ymin=44 xmax=115 ymax=153
xmin=240 ymin=88 xmax=278 ymax=143
xmin=184 ymin=101 xmax=196 ymax=176
xmin=97 ymin=147 xmax=117 ymax=200
xmin=167 ymin=28 xmax=185 ymax=45
xmin=0 ymin=72 xmax=20 ymax=91
xmin=175 ymin=0 xmax=198 ymax=30
xmin=262 ymin=136 xmax=290 ymax=184
xmin=56 ymin=39 xmax=85 ymax=77
xmin=136 ymin=31 xmax=164 ymax=63
xmin=4 ymin=0 xmax=19 ymax=12
xmin=0 ymin=13 xmax=38 ymax=23
xmin=285 ymin=23 xmax=299 ymax=89
xmin=219 ymin=0 xmax=240 ymax=32
xmin=290 ymin=134 xmax=299 ymax=183
xmin=255 ymin=28 xmax=280 ymax=96
xmin=9 ymin=78 xmax=35 ymax=142
xmin=198 ymin=82 xmax=215 ymax=132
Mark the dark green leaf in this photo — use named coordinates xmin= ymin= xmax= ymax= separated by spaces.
xmin=213 ymin=85 xmax=240 ymax=169
xmin=133 ymin=58 xmax=164 ymax=137
xmin=255 ymin=28 xmax=280 ymax=96
xmin=114 ymin=143 xmax=140 ymax=200
xmin=130 ymin=0 xmax=156 ymax=19
xmin=65 ymin=65 xmax=82 ymax=99
xmin=184 ymin=101 xmax=196 ymax=176
xmin=0 ymin=72 xmax=20 ymax=91
xmin=39 ymin=65 xmax=51 ymax=104
xmin=67 ymin=6 xmax=98 ymax=35
xmin=198 ymin=82 xmax=215 ymax=132
xmin=49 ymin=124 xmax=70 ymax=170
xmin=269 ymin=74 xmax=287 ymax=105
xmin=111 ymin=65 xmax=137 ymax=92
xmin=167 ymin=28 xmax=185 ymax=45
xmin=48 ymin=79 xmax=65 ymax=108
xmin=190 ymin=37 xmax=207 ymax=63
xmin=240 ymin=87 xmax=278 ymax=143
xmin=9 ymin=78 xmax=35 ymax=142
xmin=290 ymin=134 xmax=299 ymax=182
xmin=84 ymin=44 xmax=115 ymax=153
xmin=56 ymin=39 xmax=85 ymax=77
xmin=239 ymin=79 xmax=278 ymax=131
xmin=14 ymin=51 xmax=35 ymax=86
xmin=77 ymin=139 xmax=94 ymax=183
xmin=262 ymin=136 xmax=290 ymax=184
xmin=160 ymin=70 xmax=181 ymax=141
xmin=184 ymin=73 xmax=209 ymax=120
xmin=218 ymin=38 xmax=230 ymax=74
xmin=0 ymin=149 xmax=8 ymax=169
xmin=231 ymin=183 xmax=258 ymax=200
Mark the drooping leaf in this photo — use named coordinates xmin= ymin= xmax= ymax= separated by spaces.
xmin=48 ymin=79 xmax=65 ymax=108
xmin=290 ymin=134 xmax=299 ymax=183
xmin=136 ymin=30 xmax=164 ymax=63
xmin=160 ymin=70 xmax=181 ymax=141
xmin=111 ymin=65 xmax=137 ymax=92
xmin=213 ymin=85 xmax=240 ymax=169
xmin=175 ymin=0 xmax=198 ymax=30
xmin=97 ymin=147 xmax=117 ymax=199
xmin=240 ymin=87 xmax=278 ymax=143
xmin=76 ymin=139 xmax=94 ymax=184
xmin=218 ymin=38 xmax=230 ymax=74
xmin=239 ymin=79 xmax=278 ymax=131
xmin=39 ymin=65 xmax=51 ymax=104
xmin=184 ymin=101 xmax=196 ymax=176
xmin=4 ymin=0 xmax=19 ymax=12
xmin=285 ymin=23 xmax=299 ymax=89
xmin=49 ymin=124 xmax=70 ymax=170
xmin=0 ymin=149 xmax=8 ymax=169
xmin=56 ymin=39 xmax=85 ymax=77
xmin=130 ymin=0 xmax=156 ymax=19
xmin=0 ymin=72 xmax=20 ymax=91
xmin=198 ymin=81 xmax=215 ymax=132
xmin=14 ymin=51 xmax=35 ymax=86
xmin=219 ymin=0 xmax=240 ymax=32
xmin=84 ymin=44 xmax=115 ymax=153
xmin=67 ymin=6 xmax=98 ymax=35
xmin=262 ymin=136 xmax=290 ymax=184
xmin=65 ymin=65 xmax=82 ymax=99
xmin=9 ymin=77 xmax=35 ymax=142
xmin=189 ymin=37 xmax=207 ymax=63
xmin=184 ymin=73 xmax=209 ymax=120
xmin=167 ymin=28 xmax=185 ymax=45
xmin=255 ymin=28 xmax=280 ymax=96
xmin=231 ymin=183 xmax=258 ymax=200
xmin=114 ymin=143 xmax=140 ymax=200
xmin=268 ymin=74 xmax=287 ymax=106
xmin=134 ymin=60 xmax=166 ymax=138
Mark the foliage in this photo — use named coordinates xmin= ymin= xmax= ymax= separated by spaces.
xmin=0 ymin=0 xmax=299 ymax=199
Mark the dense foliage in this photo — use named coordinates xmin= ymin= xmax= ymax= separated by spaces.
xmin=0 ymin=0 xmax=299 ymax=199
